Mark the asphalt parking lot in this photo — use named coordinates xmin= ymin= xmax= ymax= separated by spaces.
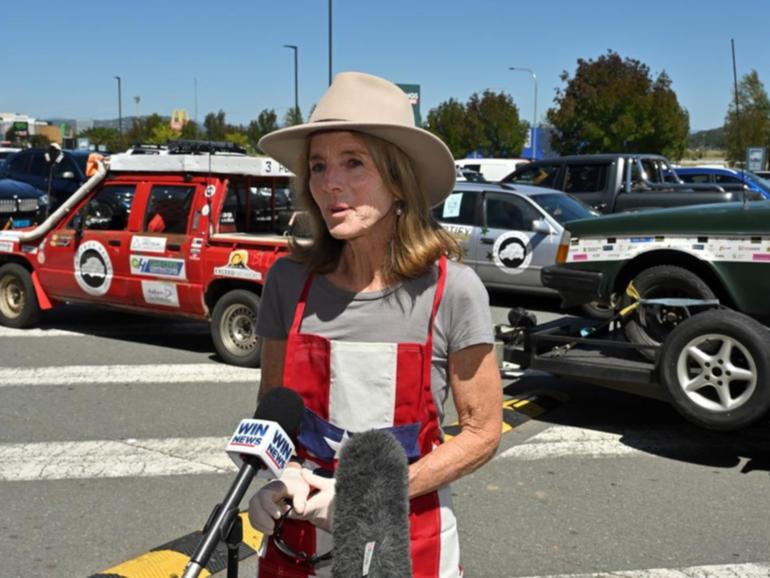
xmin=1 ymin=297 xmax=769 ymax=578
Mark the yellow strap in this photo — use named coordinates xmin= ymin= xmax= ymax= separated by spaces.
xmin=619 ymin=280 xmax=641 ymax=317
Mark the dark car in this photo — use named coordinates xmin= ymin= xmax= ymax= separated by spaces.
xmin=1 ymin=148 xmax=93 ymax=209
xmin=540 ymin=200 xmax=770 ymax=430
xmin=0 ymin=178 xmax=49 ymax=228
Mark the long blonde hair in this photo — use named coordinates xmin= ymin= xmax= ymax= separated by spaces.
xmin=289 ymin=131 xmax=461 ymax=282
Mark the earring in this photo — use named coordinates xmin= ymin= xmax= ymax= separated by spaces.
xmin=395 ymin=202 xmax=403 ymax=216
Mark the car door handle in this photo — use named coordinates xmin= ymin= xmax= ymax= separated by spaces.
xmin=108 ymin=239 xmax=121 ymax=247
xmin=481 ymin=237 xmax=495 ymax=245
xmin=167 ymin=243 xmax=181 ymax=251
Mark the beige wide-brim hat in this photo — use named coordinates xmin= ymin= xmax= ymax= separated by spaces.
xmin=259 ymin=71 xmax=456 ymax=207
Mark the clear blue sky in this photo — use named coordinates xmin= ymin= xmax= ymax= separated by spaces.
xmin=3 ymin=0 xmax=769 ymax=132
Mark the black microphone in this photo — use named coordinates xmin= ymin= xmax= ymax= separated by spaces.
xmin=181 ymin=387 xmax=305 ymax=578
xmin=332 ymin=429 xmax=412 ymax=578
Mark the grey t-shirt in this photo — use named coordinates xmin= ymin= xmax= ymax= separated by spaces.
xmin=257 ymin=256 xmax=494 ymax=418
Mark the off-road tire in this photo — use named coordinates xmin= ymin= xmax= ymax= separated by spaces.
xmin=659 ymin=310 xmax=770 ymax=431
xmin=0 ymin=263 xmax=41 ymax=328
xmin=622 ymin=265 xmax=715 ymax=361
xmin=211 ymin=289 xmax=262 ymax=367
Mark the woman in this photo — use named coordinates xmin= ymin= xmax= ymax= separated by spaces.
xmin=248 ymin=71 xmax=502 ymax=578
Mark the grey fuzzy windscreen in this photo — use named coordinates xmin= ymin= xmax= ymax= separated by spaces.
xmin=332 ymin=429 xmax=412 ymax=577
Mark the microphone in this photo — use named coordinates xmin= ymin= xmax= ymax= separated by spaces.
xmin=181 ymin=387 xmax=304 ymax=578
xmin=332 ymin=429 xmax=412 ymax=578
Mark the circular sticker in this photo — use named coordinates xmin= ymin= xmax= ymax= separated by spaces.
xmin=492 ymin=231 xmax=532 ymax=275
xmin=201 ymin=205 xmax=210 ymax=216
xmin=74 ymin=240 xmax=113 ymax=295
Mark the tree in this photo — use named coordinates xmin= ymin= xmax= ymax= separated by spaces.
xmin=547 ymin=51 xmax=690 ymax=159
xmin=225 ymin=132 xmax=250 ymax=151
xmin=251 ymin=109 xmax=279 ymax=154
xmin=426 ymin=93 xmax=527 ymax=158
xmin=148 ymin=123 xmax=179 ymax=145
xmin=127 ymin=114 xmax=167 ymax=145
xmin=204 ymin=110 xmax=227 ymax=141
xmin=180 ymin=120 xmax=200 ymax=140
xmin=78 ymin=127 xmax=125 ymax=153
xmin=283 ymin=107 xmax=303 ymax=127
xmin=425 ymin=98 xmax=472 ymax=158
xmin=724 ymin=70 xmax=770 ymax=166
xmin=466 ymin=91 xmax=528 ymax=157
xmin=28 ymin=134 xmax=51 ymax=148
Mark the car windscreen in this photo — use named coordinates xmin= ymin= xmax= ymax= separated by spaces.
xmin=531 ymin=192 xmax=596 ymax=224
xmin=747 ymin=171 xmax=770 ymax=195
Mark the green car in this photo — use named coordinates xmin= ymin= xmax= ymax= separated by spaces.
xmin=541 ymin=200 xmax=770 ymax=431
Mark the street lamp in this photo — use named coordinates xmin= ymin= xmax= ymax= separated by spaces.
xmin=114 ymin=75 xmax=123 ymax=135
xmin=283 ymin=44 xmax=299 ymax=123
xmin=509 ymin=67 xmax=537 ymax=160
xmin=328 ymin=0 xmax=333 ymax=85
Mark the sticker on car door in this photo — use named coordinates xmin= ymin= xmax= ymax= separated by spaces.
xmin=73 ymin=240 xmax=113 ymax=296
xmin=492 ymin=231 xmax=532 ymax=274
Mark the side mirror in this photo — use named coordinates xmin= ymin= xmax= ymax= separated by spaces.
xmin=531 ymin=219 xmax=552 ymax=235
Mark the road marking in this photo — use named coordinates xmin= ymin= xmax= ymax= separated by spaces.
xmin=89 ymin=512 xmax=262 ymax=578
xmin=497 ymin=424 xmax=767 ymax=461
xmin=498 ymin=425 xmax=640 ymax=460
xmin=443 ymin=393 xmax=565 ymax=440
xmin=0 ymin=363 xmax=259 ymax=386
xmin=0 ymin=436 xmax=238 ymax=481
xmin=514 ymin=562 xmax=770 ymax=577
xmin=0 ymin=323 xmax=209 ymax=338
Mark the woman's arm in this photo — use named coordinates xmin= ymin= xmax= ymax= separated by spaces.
xmin=258 ymin=338 xmax=287 ymax=400
xmin=407 ymin=343 xmax=502 ymax=498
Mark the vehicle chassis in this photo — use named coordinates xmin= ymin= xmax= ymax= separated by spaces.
xmin=498 ymin=299 xmax=770 ymax=431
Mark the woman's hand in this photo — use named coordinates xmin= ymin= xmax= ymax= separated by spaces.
xmin=288 ymin=469 xmax=336 ymax=532
xmin=248 ymin=465 xmax=310 ymax=535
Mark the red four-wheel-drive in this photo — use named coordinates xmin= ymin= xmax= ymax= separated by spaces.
xmin=0 ymin=154 xmax=296 ymax=367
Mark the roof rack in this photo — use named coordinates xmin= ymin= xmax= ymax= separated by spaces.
xmin=166 ymin=140 xmax=247 ymax=155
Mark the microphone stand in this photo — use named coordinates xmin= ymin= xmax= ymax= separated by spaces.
xmin=181 ymin=462 xmax=257 ymax=578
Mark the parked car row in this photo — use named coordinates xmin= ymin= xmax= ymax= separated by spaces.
xmin=674 ymin=166 xmax=770 ymax=199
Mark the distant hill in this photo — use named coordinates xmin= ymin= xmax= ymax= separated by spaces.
xmin=689 ymin=127 xmax=725 ymax=150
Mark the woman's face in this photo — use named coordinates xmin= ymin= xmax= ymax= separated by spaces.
xmin=308 ymin=131 xmax=397 ymax=241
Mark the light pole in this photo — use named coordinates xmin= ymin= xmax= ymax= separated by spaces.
xmin=510 ymin=67 xmax=537 ymax=160
xmin=283 ymin=44 xmax=299 ymax=123
xmin=328 ymin=0 xmax=333 ymax=85
xmin=114 ymin=75 xmax=123 ymax=135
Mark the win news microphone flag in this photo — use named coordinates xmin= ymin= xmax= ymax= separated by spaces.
xmin=181 ymin=387 xmax=305 ymax=578
xmin=332 ymin=429 xmax=412 ymax=578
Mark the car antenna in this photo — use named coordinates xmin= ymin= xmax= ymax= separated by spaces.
xmin=731 ymin=38 xmax=749 ymax=210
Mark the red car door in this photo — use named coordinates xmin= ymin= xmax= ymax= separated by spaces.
xmin=38 ymin=183 xmax=141 ymax=305
xmin=128 ymin=181 xmax=204 ymax=314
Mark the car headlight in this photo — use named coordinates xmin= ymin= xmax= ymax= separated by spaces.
xmin=38 ymin=195 xmax=49 ymax=207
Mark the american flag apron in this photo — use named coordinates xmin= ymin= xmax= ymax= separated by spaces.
xmin=258 ymin=256 xmax=460 ymax=577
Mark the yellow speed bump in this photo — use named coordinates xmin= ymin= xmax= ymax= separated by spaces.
xmin=89 ymin=513 xmax=264 ymax=578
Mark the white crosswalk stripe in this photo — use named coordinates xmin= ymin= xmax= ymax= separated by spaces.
xmin=513 ymin=562 xmax=770 ymax=577
xmin=0 ymin=437 xmax=238 ymax=482
xmin=0 ymin=363 xmax=259 ymax=386
xmin=496 ymin=424 xmax=760 ymax=461
xmin=0 ymin=323 xmax=209 ymax=338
